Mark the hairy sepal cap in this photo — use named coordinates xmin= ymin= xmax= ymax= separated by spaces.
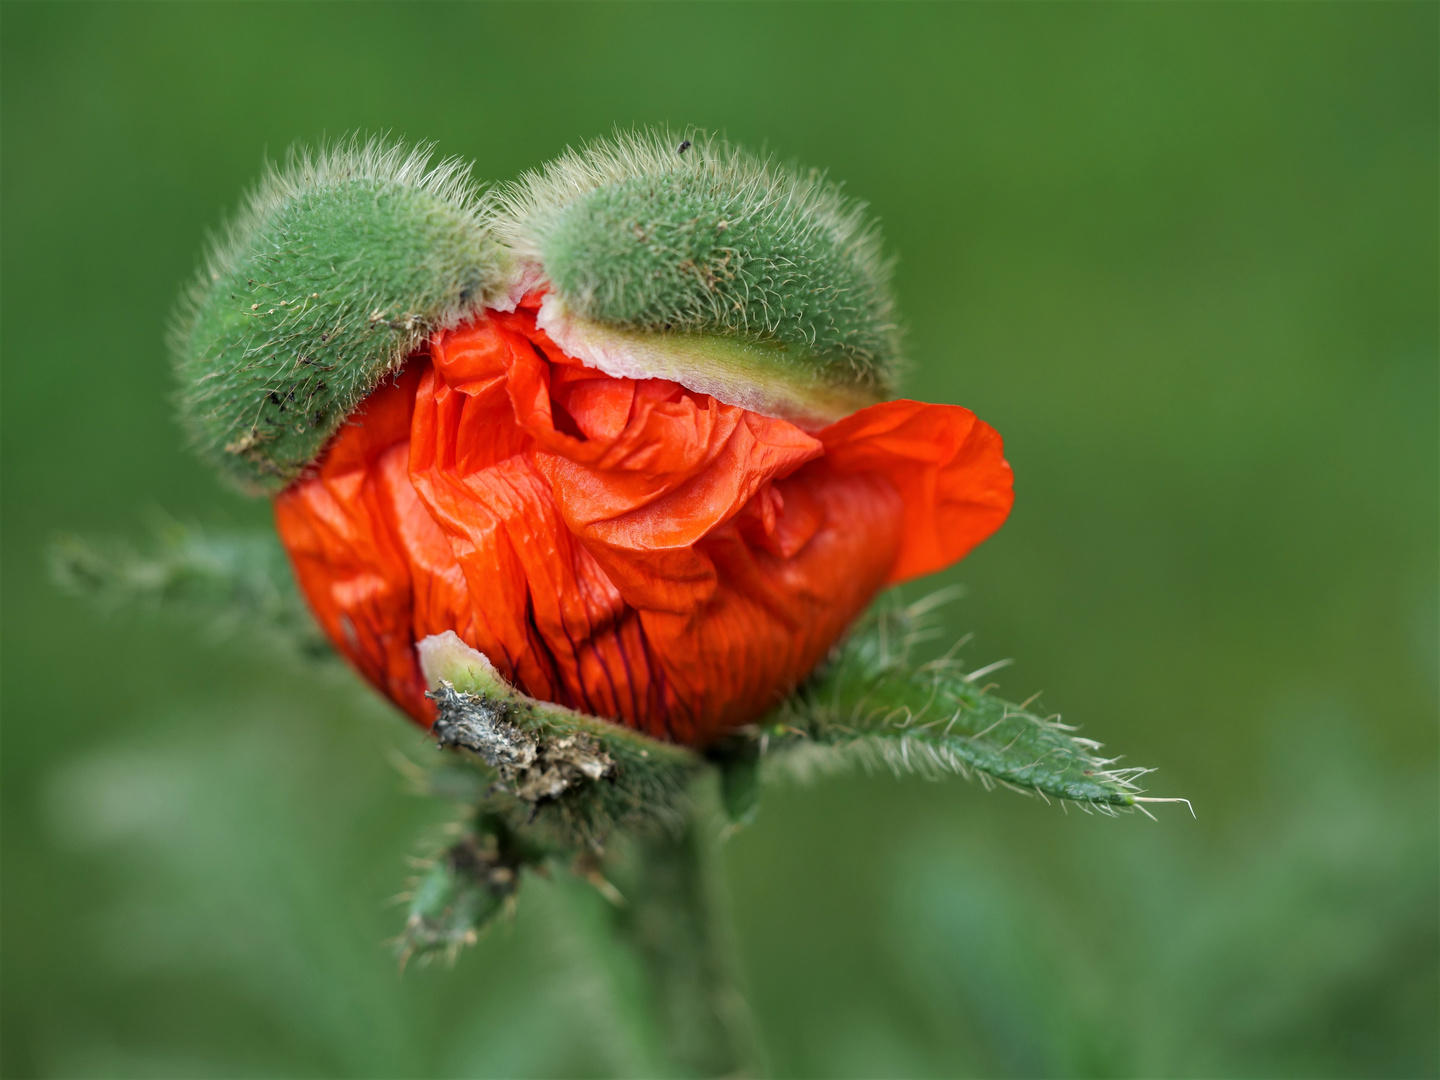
xmin=501 ymin=130 xmax=902 ymax=427
xmin=172 ymin=138 xmax=506 ymax=494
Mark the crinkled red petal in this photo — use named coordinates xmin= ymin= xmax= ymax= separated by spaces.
xmin=274 ymin=299 xmax=1014 ymax=746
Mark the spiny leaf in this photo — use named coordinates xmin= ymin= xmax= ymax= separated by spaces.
xmin=394 ymin=812 xmax=543 ymax=969
xmin=49 ymin=522 xmax=331 ymax=663
xmin=762 ymin=596 xmax=1174 ymax=813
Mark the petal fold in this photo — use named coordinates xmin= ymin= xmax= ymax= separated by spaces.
xmin=821 ymin=400 xmax=1014 ymax=584
xmin=274 ymin=300 xmax=1013 ymax=745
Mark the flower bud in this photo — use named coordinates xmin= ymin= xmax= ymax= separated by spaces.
xmin=174 ymin=131 xmax=1013 ymax=748
xmin=498 ymin=130 xmax=900 ymax=427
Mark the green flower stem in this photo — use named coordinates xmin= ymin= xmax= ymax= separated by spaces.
xmin=413 ymin=634 xmax=758 ymax=1075
xmin=604 ymin=786 xmax=759 ymax=1078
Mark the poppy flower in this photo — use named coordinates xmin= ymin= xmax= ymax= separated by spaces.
xmin=273 ymin=292 xmax=1011 ymax=745
xmin=173 ymin=132 xmax=1014 ymax=748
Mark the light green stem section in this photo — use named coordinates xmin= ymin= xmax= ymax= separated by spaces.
xmin=605 ymin=793 xmax=759 ymax=1078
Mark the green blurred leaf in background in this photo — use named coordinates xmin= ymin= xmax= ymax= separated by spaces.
xmin=2 ymin=3 xmax=1434 ymax=1077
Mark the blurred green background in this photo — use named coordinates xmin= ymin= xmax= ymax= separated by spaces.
xmin=3 ymin=3 xmax=1436 ymax=1077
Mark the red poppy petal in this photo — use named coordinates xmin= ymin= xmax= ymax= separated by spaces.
xmin=820 ymin=399 xmax=1015 ymax=584
xmin=275 ymin=305 xmax=1013 ymax=746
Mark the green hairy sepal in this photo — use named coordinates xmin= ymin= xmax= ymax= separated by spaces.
xmin=501 ymin=130 xmax=901 ymax=423
xmin=171 ymin=137 xmax=506 ymax=494
xmin=416 ymin=631 xmax=704 ymax=851
xmin=172 ymin=130 xmax=903 ymax=490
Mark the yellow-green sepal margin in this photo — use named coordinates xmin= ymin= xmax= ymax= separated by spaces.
xmin=536 ymin=294 xmax=883 ymax=428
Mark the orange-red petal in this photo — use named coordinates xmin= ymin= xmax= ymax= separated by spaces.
xmin=819 ymin=399 xmax=1014 ymax=584
xmin=273 ymin=301 xmax=1014 ymax=746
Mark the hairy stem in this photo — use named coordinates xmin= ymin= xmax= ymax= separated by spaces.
xmin=606 ymin=795 xmax=758 ymax=1078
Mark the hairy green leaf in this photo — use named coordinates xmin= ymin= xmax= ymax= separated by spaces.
xmin=49 ymin=522 xmax=330 ymax=662
xmin=763 ymin=596 xmax=1175 ymax=813
xmin=394 ymin=811 xmax=545 ymax=969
